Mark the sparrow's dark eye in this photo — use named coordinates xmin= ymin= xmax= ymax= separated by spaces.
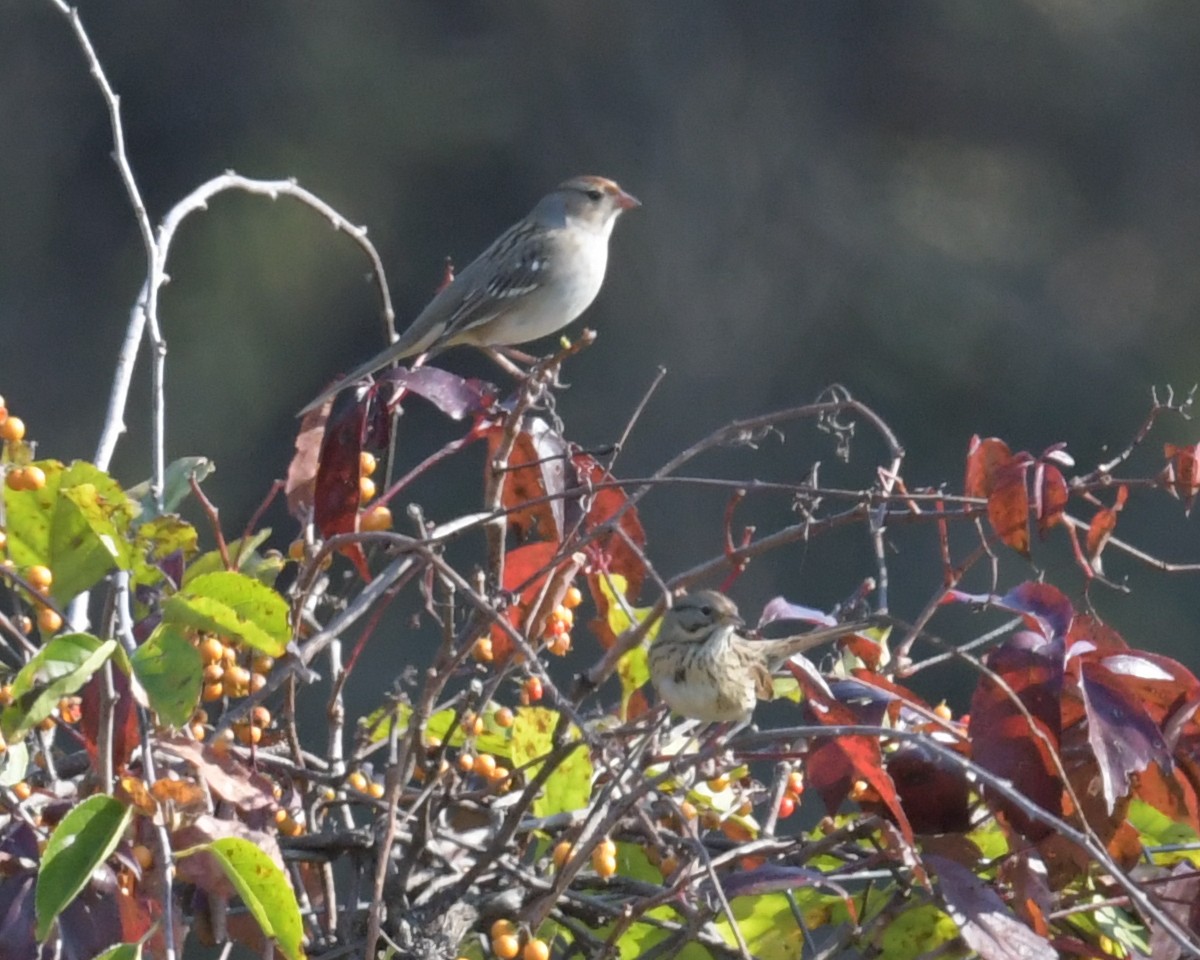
xmin=699 ymin=605 xmax=712 ymax=617
xmin=586 ymin=188 xmax=603 ymax=201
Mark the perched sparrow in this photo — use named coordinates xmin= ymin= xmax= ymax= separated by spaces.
xmin=300 ymin=175 xmax=640 ymax=414
xmin=648 ymin=590 xmax=870 ymax=724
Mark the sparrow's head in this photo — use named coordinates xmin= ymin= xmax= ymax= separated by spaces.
xmin=661 ymin=589 xmax=744 ymax=643
xmin=545 ymin=175 xmax=640 ymax=234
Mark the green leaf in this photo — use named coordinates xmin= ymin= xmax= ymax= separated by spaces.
xmin=874 ymin=903 xmax=961 ymax=960
xmin=163 ymin=571 xmax=289 ymax=656
xmin=131 ymin=624 xmax=203 ymax=727
xmin=1 ymin=634 xmax=117 ymax=740
xmin=1129 ymin=798 xmax=1200 ymax=867
xmin=611 ymin=906 xmax=713 ymax=960
xmin=510 ymin=706 xmax=593 ymax=816
xmin=4 ymin=460 xmax=137 ymax=604
xmin=181 ymin=837 xmax=305 ymax=960
xmin=127 ymin=456 xmax=215 ymax=518
xmin=184 ymin=529 xmax=281 ymax=587
xmin=94 ymin=944 xmax=142 ymax=960
xmin=132 ymin=514 xmax=200 ymax=593
xmin=36 ymin=795 xmax=132 ymax=941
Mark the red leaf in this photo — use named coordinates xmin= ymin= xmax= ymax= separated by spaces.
xmin=79 ymin=667 xmax=139 ymax=771
xmin=969 ymin=637 xmax=1065 ymax=841
xmin=313 ymin=391 xmax=392 ymax=579
xmin=382 ymin=366 xmax=496 ymax=421
xmin=570 ymin=453 xmax=648 ymax=600
xmin=1085 ymin=485 xmax=1127 ymax=566
xmin=964 ymin=436 xmax=1013 ymax=498
xmin=1162 ymin=442 xmax=1200 ymax=515
xmin=489 ymin=542 xmax=561 ymax=663
xmin=1033 ymin=462 xmax=1068 ymax=537
xmin=792 ymin=665 xmax=915 ymax=846
xmin=486 ymin=420 xmax=569 ymax=541
xmin=988 ymin=452 xmax=1033 ymax=555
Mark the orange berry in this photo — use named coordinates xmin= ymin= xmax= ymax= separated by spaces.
xmin=706 ymin=774 xmax=730 ymax=792
xmin=347 ymin=771 xmax=368 ymax=792
xmin=360 ymin=504 xmax=393 ymax=532
xmin=202 ymin=682 xmax=225 ymax=702
xmin=23 ymin=466 xmax=46 ymax=490
xmin=198 ymin=635 xmax=224 ymax=664
xmin=594 ymin=853 xmax=618 ymax=879
xmin=0 ymin=417 xmax=25 ymax=442
xmin=249 ymin=672 xmax=267 ymax=694
xmin=523 ymin=939 xmax=550 ymax=960
xmin=13 ymin=615 xmax=32 ymax=635
xmin=488 ymin=765 xmax=510 ymax=784
xmin=660 ymin=853 xmax=680 ymax=877
xmin=472 ymin=637 xmax=494 ymax=663
xmin=250 ymin=706 xmax=271 ymax=728
xmin=359 ymin=476 xmax=376 ymax=503
xmin=787 ymin=771 xmax=805 ymax=796
xmin=523 ymin=677 xmax=543 ymax=703
xmin=367 ymin=781 xmax=385 ymax=800
xmin=37 ymin=607 xmax=63 ymax=634
xmin=26 ymin=565 xmax=53 ymax=592
xmin=473 ymin=754 xmax=497 ymax=779
xmin=224 ymin=664 xmax=251 ymax=693
xmin=494 ymin=706 xmax=514 ymax=728
xmin=933 ymin=701 xmax=953 ymax=722
xmin=778 ymin=794 xmax=796 ymax=818
xmin=132 ymin=844 xmax=154 ymax=870
xmin=552 ymin=840 xmax=573 ymax=869
xmin=235 ymin=723 xmax=262 ymax=746
xmin=0 ymin=529 xmax=7 ymax=550
xmin=203 ymin=663 xmax=225 ymax=682
xmin=57 ymin=697 xmax=81 ymax=724
xmin=38 ymin=714 xmax=57 ymax=732
xmin=678 ymin=800 xmax=698 ymax=821
xmin=490 ymin=919 xmax=516 ymax=941
xmin=721 ymin=820 xmax=754 ymax=843
xmin=12 ymin=781 xmax=32 ymax=801
xmin=555 ymin=606 xmax=573 ymax=628
xmin=457 ymin=753 xmax=475 ymax=773
xmin=221 ymin=645 xmax=239 ymax=666
xmin=0 ymin=685 xmax=12 ymax=706
xmin=492 ymin=934 xmax=521 ymax=960
xmin=359 ymin=451 xmax=377 ymax=477
xmin=287 ymin=539 xmax=306 ymax=562
xmin=564 ymin=585 xmax=583 ymax=609
xmin=190 ymin=723 xmax=206 ymax=741
xmin=251 ymin=654 xmax=274 ymax=675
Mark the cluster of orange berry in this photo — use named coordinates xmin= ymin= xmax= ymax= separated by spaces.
xmin=0 ymin=562 xmax=64 ymax=635
xmin=0 ymin=396 xmax=45 ymax=492
xmin=346 ymin=769 xmax=386 ymax=800
xmin=197 ymin=633 xmax=271 ymax=703
xmin=357 ymin=451 xmax=392 ymax=532
xmin=778 ymin=770 xmax=805 ymax=819
xmin=456 ymin=750 xmax=512 ymax=790
xmin=541 ymin=584 xmax=582 ymax=656
xmin=486 ymin=919 xmax=551 ymax=960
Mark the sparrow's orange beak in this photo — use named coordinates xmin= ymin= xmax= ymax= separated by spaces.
xmin=615 ymin=188 xmax=641 ymax=211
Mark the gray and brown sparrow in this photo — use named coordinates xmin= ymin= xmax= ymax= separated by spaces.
xmin=300 ymin=175 xmax=639 ymax=414
xmin=649 ymin=590 xmax=870 ymax=724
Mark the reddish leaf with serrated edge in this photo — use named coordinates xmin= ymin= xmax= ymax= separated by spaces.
xmin=969 ymin=632 xmax=1065 ymax=842
xmin=1162 ymin=442 xmax=1200 ymax=515
xmin=1086 ymin=485 xmax=1127 ymax=565
xmin=1033 ymin=461 xmax=1068 ymax=537
xmin=791 ymin=664 xmax=915 ymax=846
xmin=964 ymin=436 xmax=1013 ymax=498
xmin=988 ymin=451 xmax=1033 ymax=555
xmin=570 ymin=452 xmax=647 ymax=600
xmin=489 ymin=541 xmax=561 ymax=663
xmin=486 ymin=421 xmax=569 ymax=541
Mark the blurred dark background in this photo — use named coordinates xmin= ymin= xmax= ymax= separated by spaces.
xmin=2 ymin=2 xmax=1198 ymax=707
